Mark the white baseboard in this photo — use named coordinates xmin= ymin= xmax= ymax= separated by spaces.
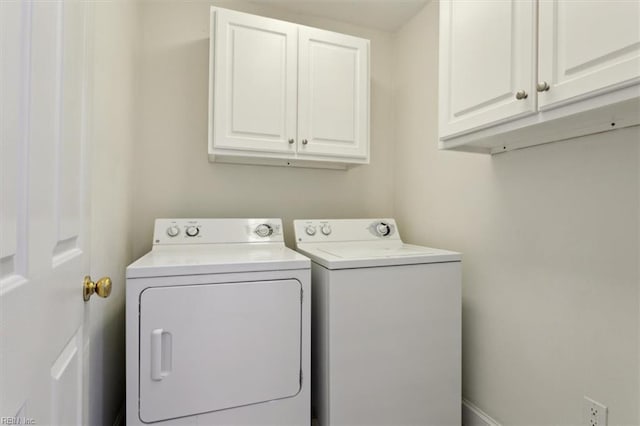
xmin=114 ymin=399 xmax=494 ymax=425
xmin=462 ymin=399 xmax=501 ymax=426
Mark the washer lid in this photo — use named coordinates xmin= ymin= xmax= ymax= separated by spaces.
xmin=317 ymin=244 xmax=430 ymax=259
xmin=296 ymin=242 xmax=460 ymax=269
xmin=127 ymin=244 xmax=310 ymax=278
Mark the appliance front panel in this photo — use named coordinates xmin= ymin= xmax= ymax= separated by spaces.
xmin=138 ymin=279 xmax=302 ymax=423
xmin=323 ymin=262 xmax=461 ymax=425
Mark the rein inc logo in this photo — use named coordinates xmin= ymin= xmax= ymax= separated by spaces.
xmin=1 ymin=418 xmax=36 ymax=425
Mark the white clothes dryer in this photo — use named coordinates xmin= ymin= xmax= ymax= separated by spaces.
xmin=126 ymin=218 xmax=310 ymax=426
xmin=294 ymin=218 xmax=461 ymax=426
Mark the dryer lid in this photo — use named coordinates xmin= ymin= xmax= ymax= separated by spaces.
xmin=127 ymin=244 xmax=310 ymax=278
xmin=127 ymin=218 xmax=310 ymax=278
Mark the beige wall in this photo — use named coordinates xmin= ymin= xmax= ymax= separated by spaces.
xmin=393 ymin=2 xmax=639 ymax=425
xmin=89 ymin=1 xmax=138 ymax=424
xmin=94 ymin=1 xmax=639 ymax=424
xmin=132 ymin=0 xmax=395 ymax=257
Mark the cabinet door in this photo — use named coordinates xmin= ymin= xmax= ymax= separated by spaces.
xmin=210 ymin=8 xmax=297 ymax=154
xmin=538 ymin=0 xmax=640 ymax=110
xmin=297 ymin=27 xmax=369 ymax=160
xmin=439 ymin=0 xmax=536 ymax=139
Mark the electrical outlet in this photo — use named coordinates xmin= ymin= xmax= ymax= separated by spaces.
xmin=584 ymin=396 xmax=607 ymax=426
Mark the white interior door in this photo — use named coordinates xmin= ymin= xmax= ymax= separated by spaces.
xmin=297 ymin=26 xmax=369 ymax=160
xmin=1 ymin=0 xmax=93 ymax=423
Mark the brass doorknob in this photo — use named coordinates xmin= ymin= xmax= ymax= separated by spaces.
xmin=83 ymin=275 xmax=112 ymax=301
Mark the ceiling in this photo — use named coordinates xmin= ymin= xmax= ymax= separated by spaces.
xmin=247 ymin=0 xmax=430 ymax=32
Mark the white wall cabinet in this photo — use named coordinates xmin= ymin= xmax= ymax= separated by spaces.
xmin=298 ymin=27 xmax=369 ymax=160
xmin=209 ymin=8 xmax=370 ymax=169
xmin=439 ymin=0 xmax=640 ymax=154
xmin=538 ymin=0 xmax=640 ymax=110
xmin=210 ymin=9 xmax=297 ymax=156
xmin=439 ymin=0 xmax=537 ymax=138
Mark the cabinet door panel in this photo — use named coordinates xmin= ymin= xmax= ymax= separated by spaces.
xmin=298 ymin=27 xmax=369 ymax=160
xmin=439 ymin=0 xmax=536 ymax=139
xmin=538 ymin=0 xmax=640 ymax=109
xmin=211 ymin=9 xmax=297 ymax=154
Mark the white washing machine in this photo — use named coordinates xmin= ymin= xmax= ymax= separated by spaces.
xmin=293 ymin=218 xmax=461 ymax=426
xmin=126 ymin=218 xmax=310 ymax=426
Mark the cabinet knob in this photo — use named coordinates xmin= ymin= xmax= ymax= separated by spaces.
xmin=302 ymin=139 xmax=308 ymax=145
xmin=536 ymin=81 xmax=550 ymax=92
xmin=515 ymin=90 xmax=528 ymax=100
xmin=288 ymin=138 xmax=295 ymax=144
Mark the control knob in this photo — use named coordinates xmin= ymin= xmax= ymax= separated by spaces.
xmin=185 ymin=226 xmax=199 ymax=237
xmin=320 ymin=224 xmax=332 ymax=236
xmin=166 ymin=226 xmax=180 ymax=237
xmin=255 ymin=224 xmax=273 ymax=238
xmin=376 ymin=222 xmax=392 ymax=237
xmin=305 ymin=225 xmax=317 ymax=236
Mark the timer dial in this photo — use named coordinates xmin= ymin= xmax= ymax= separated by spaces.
xmin=255 ymin=224 xmax=273 ymax=238
xmin=375 ymin=222 xmax=392 ymax=237
xmin=185 ymin=226 xmax=199 ymax=237
xmin=166 ymin=226 xmax=180 ymax=237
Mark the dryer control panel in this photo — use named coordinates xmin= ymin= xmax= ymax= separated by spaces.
xmin=153 ymin=218 xmax=284 ymax=245
xmin=293 ymin=219 xmax=399 ymax=243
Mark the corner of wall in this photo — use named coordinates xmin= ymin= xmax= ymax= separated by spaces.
xmin=462 ymin=399 xmax=502 ymax=426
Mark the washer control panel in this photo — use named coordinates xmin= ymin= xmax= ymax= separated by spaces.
xmin=293 ymin=219 xmax=399 ymax=243
xmin=154 ymin=218 xmax=283 ymax=245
